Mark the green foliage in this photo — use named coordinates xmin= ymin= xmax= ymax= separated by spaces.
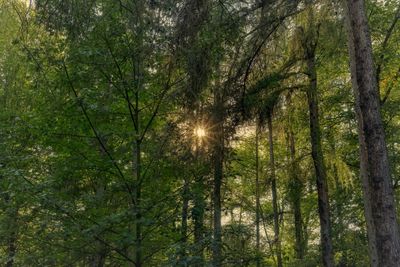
xmin=1 ymin=0 xmax=399 ymax=266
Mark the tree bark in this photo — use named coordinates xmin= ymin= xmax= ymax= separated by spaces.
xmin=179 ymin=177 xmax=190 ymax=264
xmin=128 ymin=0 xmax=144 ymax=265
xmin=89 ymin=247 xmax=106 ymax=267
xmin=212 ymin=89 xmax=224 ymax=267
xmin=192 ymin=173 xmax=205 ymax=267
xmin=193 ymin=137 xmax=206 ymax=266
xmin=344 ymin=0 xmax=400 ymax=265
xmin=287 ymin=125 xmax=304 ymax=260
xmin=5 ymin=194 xmax=17 ymax=267
xmin=305 ymin=46 xmax=334 ymax=267
xmin=267 ymin=114 xmax=282 ymax=267
xmin=134 ymin=138 xmax=142 ymax=267
xmin=255 ymin=121 xmax=261 ymax=267
xmin=90 ymin=132 xmax=110 ymax=267
xmin=6 ymin=233 xmax=16 ymax=267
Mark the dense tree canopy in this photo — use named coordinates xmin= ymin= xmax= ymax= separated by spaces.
xmin=1 ymin=0 xmax=400 ymax=266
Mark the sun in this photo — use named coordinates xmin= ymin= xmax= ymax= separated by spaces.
xmin=194 ymin=127 xmax=207 ymax=138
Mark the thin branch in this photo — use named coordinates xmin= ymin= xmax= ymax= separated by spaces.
xmin=381 ymin=66 xmax=400 ymax=106
xmin=61 ymin=60 xmax=135 ymax=206
xmin=18 ymin=173 xmax=136 ymax=265
xmin=103 ymin=36 xmax=139 ymax=132
xmin=139 ymin=64 xmax=174 ymax=143
xmin=376 ymin=3 xmax=400 ymax=89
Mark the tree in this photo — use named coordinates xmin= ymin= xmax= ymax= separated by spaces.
xmin=294 ymin=4 xmax=335 ymax=265
xmin=344 ymin=0 xmax=400 ymax=266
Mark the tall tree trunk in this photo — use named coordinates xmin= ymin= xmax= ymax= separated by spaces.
xmin=133 ymin=42 xmax=143 ymax=267
xmin=255 ymin=121 xmax=261 ymax=267
xmin=267 ymin=114 xmax=283 ymax=267
xmin=344 ymin=1 xmax=400 ymax=265
xmin=90 ymin=130 xmax=111 ymax=267
xmin=128 ymin=0 xmax=144 ymax=265
xmin=5 ymin=194 xmax=17 ymax=267
xmin=305 ymin=46 xmax=334 ymax=267
xmin=133 ymin=52 xmax=143 ymax=265
xmin=89 ymin=188 xmax=107 ymax=266
xmin=193 ymin=133 xmax=206 ymax=266
xmin=299 ymin=4 xmax=334 ymax=265
xmin=212 ymin=90 xmax=224 ymax=267
xmin=192 ymin=173 xmax=205 ymax=267
xmin=179 ymin=177 xmax=190 ymax=264
xmin=287 ymin=125 xmax=304 ymax=260
xmin=6 ymin=233 xmax=16 ymax=267
xmin=89 ymin=247 xmax=106 ymax=267
xmin=135 ymin=138 xmax=142 ymax=267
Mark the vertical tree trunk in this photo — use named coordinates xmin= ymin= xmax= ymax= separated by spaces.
xmin=255 ymin=121 xmax=261 ymax=267
xmin=193 ymin=137 xmax=206 ymax=266
xmin=135 ymin=138 xmax=142 ymax=267
xmin=212 ymin=90 xmax=224 ymax=267
xmin=89 ymin=247 xmax=106 ymax=267
xmin=90 ymin=131 xmax=110 ymax=267
xmin=5 ymin=194 xmax=17 ymax=267
xmin=344 ymin=1 xmax=400 ymax=265
xmin=132 ymin=47 xmax=143 ymax=265
xmin=192 ymin=174 xmax=205 ymax=267
xmin=179 ymin=177 xmax=190 ymax=264
xmin=6 ymin=233 xmax=16 ymax=267
xmin=287 ymin=125 xmax=304 ymax=260
xmin=267 ymin=114 xmax=283 ymax=267
xmin=128 ymin=0 xmax=144 ymax=265
xmin=305 ymin=47 xmax=334 ymax=267
xmin=132 ymin=36 xmax=143 ymax=267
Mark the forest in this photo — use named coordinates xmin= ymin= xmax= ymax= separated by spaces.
xmin=1 ymin=0 xmax=400 ymax=266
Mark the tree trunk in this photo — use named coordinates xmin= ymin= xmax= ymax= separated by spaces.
xmin=267 ymin=114 xmax=283 ymax=267
xmin=128 ymin=0 xmax=144 ymax=265
xmin=5 ymin=194 xmax=17 ymax=267
xmin=89 ymin=247 xmax=106 ymax=267
xmin=179 ymin=177 xmax=190 ymax=264
xmin=344 ymin=0 xmax=400 ymax=265
xmin=305 ymin=48 xmax=334 ymax=267
xmin=212 ymin=90 xmax=224 ymax=267
xmin=192 ymin=173 xmax=205 ymax=267
xmin=135 ymin=139 xmax=142 ymax=267
xmin=91 ymin=135 xmax=110 ymax=267
xmin=6 ymin=233 xmax=16 ymax=267
xmin=255 ymin=121 xmax=261 ymax=267
xmin=287 ymin=125 xmax=304 ymax=260
xmin=193 ymin=135 xmax=206 ymax=266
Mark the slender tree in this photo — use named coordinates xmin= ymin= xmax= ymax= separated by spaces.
xmin=299 ymin=5 xmax=334 ymax=265
xmin=266 ymin=113 xmax=283 ymax=267
xmin=212 ymin=86 xmax=224 ymax=267
xmin=286 ymin=95 xmax=305 ymax=260
xmin=255 ymin=120 xmax=261 ymax=267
